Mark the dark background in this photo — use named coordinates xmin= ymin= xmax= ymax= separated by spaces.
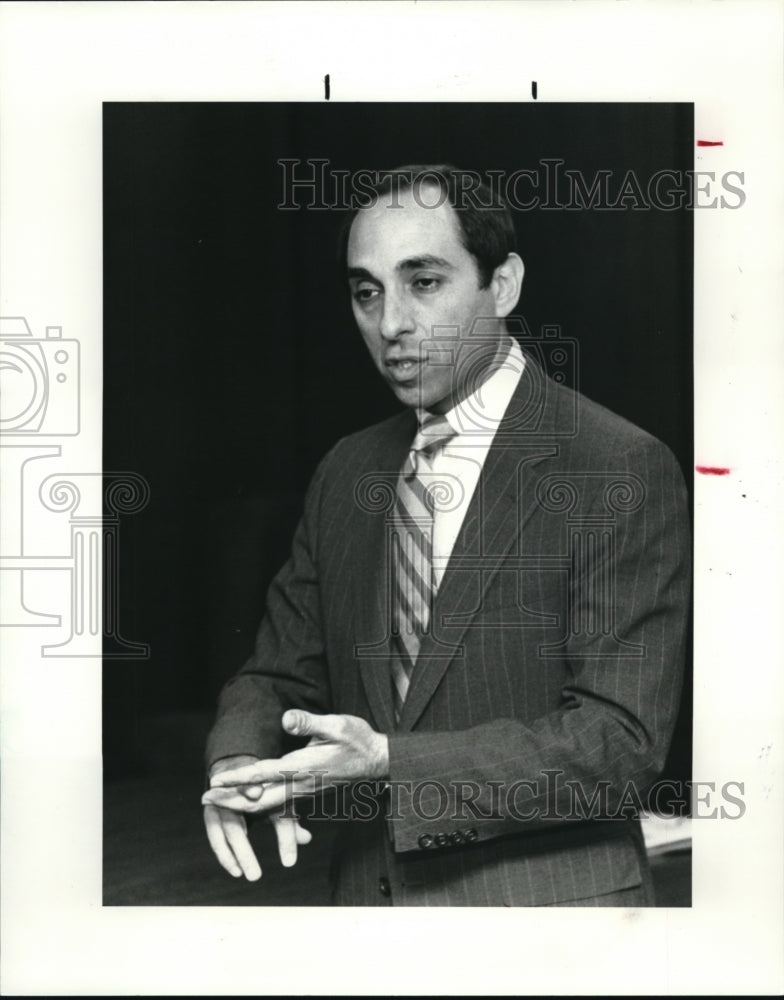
xmin=103 ymin=103 xmax=693 ymax=835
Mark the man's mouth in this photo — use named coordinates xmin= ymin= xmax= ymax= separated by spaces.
xmin=385 ymin=357 xmax=422 ymax=381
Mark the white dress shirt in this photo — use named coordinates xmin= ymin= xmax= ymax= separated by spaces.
xmin=417 ymin=337 xmax=525 ymax=589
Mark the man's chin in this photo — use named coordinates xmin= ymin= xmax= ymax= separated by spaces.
xmin=391 ymin=387 xmax=441 ymax=412
xmin=386 ymin=374 xmax=452 ymax=412
xmin=389 ymin=380 xmax=423 ymax=408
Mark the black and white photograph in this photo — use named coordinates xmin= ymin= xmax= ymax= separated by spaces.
xmin=103 ymin=102 xmax=695 ymax=910
xmin=1 ymin=2 xmax=782 ymax=996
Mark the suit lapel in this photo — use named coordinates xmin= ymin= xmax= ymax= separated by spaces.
xmin=397 ymin=358 xmax=561 ymax=731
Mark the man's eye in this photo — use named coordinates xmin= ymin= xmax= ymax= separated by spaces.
xmin=413 ymin=276 xmax=441 ymax=292
xmin=353 ymin=286 xmax=380 ymax=304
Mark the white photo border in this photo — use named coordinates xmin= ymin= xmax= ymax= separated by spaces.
xmin=1 ymin=1 xmax=783 ymax=995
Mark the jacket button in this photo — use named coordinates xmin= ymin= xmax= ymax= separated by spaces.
xmin=378 ymin=876 xmax=391 ymax=897
xmin=435 ymin=832 xmax=449 ymax=848
xmin=465 ymin=828 xmax=478 ymax=843
xmin=418 ymin=833 xmax=434 ymax=849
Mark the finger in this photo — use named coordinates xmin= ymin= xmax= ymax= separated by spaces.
xmin=272 ymin=817 xmax=312 ymax=859
xmin=201 ymin=787 xmax=267 ymax=812
xmin=203 ymin=804 xmax=242 ymax=877
xmin=237 ymin=780 xmax=314 ymax=815
xmin=271 ymin=815 xmax=299 ymax=868
xmin=211 ymin=757 xmax=316 ymax=787
xmin=282 ymin=709 xmax=344 ymax=742
xmin=209 ymin=766 xmax=266 ymax=799
xmin=221 ymin=808 xmax=262 ymax=881
xmin=202 ymin=780 xmax=313 ymax=813
xmin=295 ymin=821 xmax=313 ymax=846
xmin=210 ymin=761 xmax=280 ymax=786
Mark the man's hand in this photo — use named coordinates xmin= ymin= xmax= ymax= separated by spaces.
xmin=202 ymin=754 xmax=312 ymax=880
xmin=201 ymin=711 xmax=390 ymax=815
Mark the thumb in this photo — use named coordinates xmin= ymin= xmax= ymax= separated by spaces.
xmin=282 ymin=710 xmax=338 ymax=740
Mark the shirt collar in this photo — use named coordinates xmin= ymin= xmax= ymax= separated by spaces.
xmin=418 ymin=337 xmax=525 ymax=436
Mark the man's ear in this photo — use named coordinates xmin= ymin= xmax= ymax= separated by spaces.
xmin=490 ymin=253 xmax=524 ymax=318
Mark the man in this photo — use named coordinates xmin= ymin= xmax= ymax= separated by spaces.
xmin=202 ymin=165 xmax=691 ymax=906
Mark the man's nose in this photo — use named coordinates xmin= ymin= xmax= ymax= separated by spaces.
xmin=379 ymin=291 xmax=415 ymax=341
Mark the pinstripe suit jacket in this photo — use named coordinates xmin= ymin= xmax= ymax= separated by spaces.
xmin=206 ymin=355 xmax=691 ymax=906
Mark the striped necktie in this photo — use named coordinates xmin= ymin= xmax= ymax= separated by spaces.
xmin=390 ymin=412 xmax=457 ymax=719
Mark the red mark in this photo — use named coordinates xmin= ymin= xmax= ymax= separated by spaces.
xmin=697 ymin=140 xmax=724 ymax=147
xmin=696 ymin=465 xmax=731 ymax=476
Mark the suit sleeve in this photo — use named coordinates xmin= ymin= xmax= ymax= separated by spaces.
xmin=204 ymin=450 xmax=334 ymax=770
xmin=386 ymin=434 xmax=691 ymax=852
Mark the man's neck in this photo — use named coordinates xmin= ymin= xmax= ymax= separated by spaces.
xmin=427 ymin=333 xmax=515 ymax=416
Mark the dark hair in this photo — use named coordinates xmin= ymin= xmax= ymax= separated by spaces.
xmin=338 ymin=164 xmax=517 ymax=288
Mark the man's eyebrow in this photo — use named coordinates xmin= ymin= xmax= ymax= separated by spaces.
xmin=346 ymin=256 xmax=455 ymax=283
xmin=397 ymin=255 xmax=455 ymax=272
xmin=347 ymin=267 xmax=378 ymax=282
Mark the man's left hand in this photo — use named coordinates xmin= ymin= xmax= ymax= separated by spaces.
xmin=200 ymin=710 xmax=389 ymax=814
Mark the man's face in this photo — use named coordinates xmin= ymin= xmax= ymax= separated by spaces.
xmin=346 ymin=187 xmax=503 ymax=413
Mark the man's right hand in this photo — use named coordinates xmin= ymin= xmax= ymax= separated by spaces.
xmin=203 ymin=754 xmax=312 ymax=881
